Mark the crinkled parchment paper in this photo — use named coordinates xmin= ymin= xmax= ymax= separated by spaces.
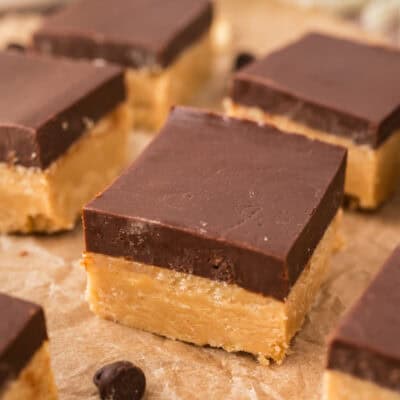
xmin=0 ymin=1 xmax=398 ymax=399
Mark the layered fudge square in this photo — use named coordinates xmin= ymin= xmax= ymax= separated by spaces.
xmin=0 ymin=51 xmax=132 ymax=233
xmin=226 ymin=33 xmax=400 ymax=209
xmin=82 ymin=107 xmax=346 ymax=363
xmin=33 ymin=0 xmax=214 ymax=131
xmin=0 ymin=293 xmax=57 ymax=400
xmin=324 ymin=247 xmax=400 ymax=400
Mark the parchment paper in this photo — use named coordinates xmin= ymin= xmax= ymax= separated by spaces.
xmin=0 ymin=1 xmax=398 ymax=399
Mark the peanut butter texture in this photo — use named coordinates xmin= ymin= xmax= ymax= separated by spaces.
xmin=2 ymin=342 xmax=58 ymax=400
xmin=125 ymin=31 xmax=213 ymax=131
xmin=83 ymin=213 xmax=341 ymax=364
xmin=323 ymin=370 xmax=400 ymax=400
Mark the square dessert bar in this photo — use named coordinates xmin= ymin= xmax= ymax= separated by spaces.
xmin=324 ymin=247 xmax=400 ymax=400
xmin=0 ymin=51 xmax=132 ymax=233
xmin=226 ymin=33 xmax=400 ymax=209
xmin=82 ymin=107 xmax=346 ymax=363
xmin=33 ymin=0 xmax=214 ymax=131
xmin=0 ymin=293 xmax=57 ymax=400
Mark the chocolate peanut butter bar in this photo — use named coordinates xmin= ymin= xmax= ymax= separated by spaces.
xmin=0 ymin=293 xmax=57 ymax=400
xmin=82 ymin=107 xmax=346 ymax=363
xmin=33 ymin=0 xmax=214 ymax=131
xmin=0 ymin=50 xmax=132 ymax=233
xmin=226 ymin=33 xmax=400 ymax=209
xmin=324 ymin=247 xmax=400 ymax=400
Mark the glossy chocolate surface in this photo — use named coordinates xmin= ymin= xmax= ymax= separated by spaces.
xmin=232 ymin=33 xmax=400 ymax=148
xmin=84 ymin=107 xmax=346 ymax=300
xmin=0 ymin=51 xmax=125 ymax=169
xmin=0 ymin=293 xmax=47 ymax=390
xmin=33 ymin=0 xmax=213 ymax=68
xmin=328 ymin=246 xmax=400 ymax=392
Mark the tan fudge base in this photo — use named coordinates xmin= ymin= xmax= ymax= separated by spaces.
xmin=126 ymin=32 xmax=213 ymax=131
xmin=323 ymin=370 xmax=400 ymax=400
xmin=2 ymin=342 xmax=58 ymax=400
xmin=225 ymin=101 xmax=400 ymax=209
xmin=83 ymin=213 xmax=340 ymax=364
xmin=0 ymin=104 xmax=132 ymax=234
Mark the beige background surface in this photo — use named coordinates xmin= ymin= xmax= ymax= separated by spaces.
xmin=0 ymin=1 xmax=399 ymax=399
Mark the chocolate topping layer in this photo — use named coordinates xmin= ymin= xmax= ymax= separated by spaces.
xmin=0 ymin=293 xmax=48 ymax=390
xmin=33 ymin=0 xmax=213 ymax=69
xmin=0 ymin=51 xmax=125 ymax=169
xmin=84 ymin=107 xmax=346 ymax=300
xmin=328 ymin=246 xmax=400 ymax=392
xmin=231 ymin=33 xmax=400 ymax=148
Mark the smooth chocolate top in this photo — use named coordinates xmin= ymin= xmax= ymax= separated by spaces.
xmin=232 ymin=33 xmax=400 ymax=148
xmin=0 ymin=51 xmax=125 ymax=169
xmin=33 ymin=0 xmax=213 ymax=68
xmin=328 ymin=246 xmax=400 ymax=392
xmin=84 ymin=107 xmax=346 ymax=300
xmin=0 ymin=293 xmax=47 ymax=390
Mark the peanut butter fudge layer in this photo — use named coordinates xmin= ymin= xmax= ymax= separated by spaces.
xmin=324 ymin=247 xmax=400 ymax=400
xmin=0 ymin=51 xmax=132 ymax=233
xmin=82 ymin=107 xmax=346 ymax=363
xmin=0 ymin=293 xmax=57 ymax=400
xmin=33 ymin=0 xmax=214 ymax=130
xmin=226 ymin=33 xmax=400 ymax=209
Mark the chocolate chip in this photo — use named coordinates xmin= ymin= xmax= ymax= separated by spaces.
xmin=233 ymin=52 xmax=256 ymax=71
xmin=6 ymin=43 xmax=26 ymax=52
xmin=94 ymin=361 xmax=146 ymax=400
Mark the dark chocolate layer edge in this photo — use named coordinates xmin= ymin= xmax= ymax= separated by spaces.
xmin=158 ymin=2 xmax=213 ymax=67
xmin=287 ymin=155 xmax=345 ymax=286
xmin=0 ymin=298 xmax=48 ymax=390
xmin=83 ymin=135 xmax=345 ymax=301
xmin=0 ymin=71 xmax=125 ymax=169
xmin=327 ymin=341 xmax=400 ymax=393
xmin=83 ymin=211 xmax=289 ymax=299
xmin=32 ymin=3 xmax=213 ymax=69
xmin=231 ymin=77 xmax=400 ymax=148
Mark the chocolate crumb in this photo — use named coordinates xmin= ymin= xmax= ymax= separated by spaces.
xmin=233 ymin=52 xmax=256 ymax=71
xmin=94 ymin=361 xmax=146 ymax=400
